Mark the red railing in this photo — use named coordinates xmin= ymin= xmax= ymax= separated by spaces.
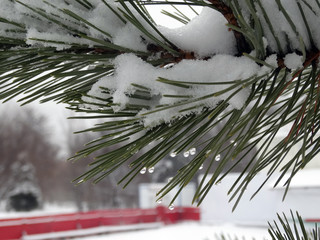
xmin=0 ymin=206 xmax=200 ymax=240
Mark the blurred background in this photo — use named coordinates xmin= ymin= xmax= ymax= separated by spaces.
xmin=0 ymin=100 xmax=258 ymax=214
xmin=0 ymin=101 xmax=150 ymax=212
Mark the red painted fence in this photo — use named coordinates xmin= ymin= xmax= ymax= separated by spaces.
xmin=0 ymin=206 xmax=200 ymax=240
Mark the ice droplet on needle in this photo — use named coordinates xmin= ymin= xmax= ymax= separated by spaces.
xmin=140 ymin=167 xmax=147 ymax=174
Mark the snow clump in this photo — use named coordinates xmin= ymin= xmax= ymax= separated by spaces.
xmin=85 ymin=53 xmax=261 ymax=127
xmin=159 ymin=8 xmax=237 ymax=57
xmin=284 ymin=53 xmax=303 ymax=70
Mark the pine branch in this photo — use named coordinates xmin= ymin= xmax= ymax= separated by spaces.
xmin=0 ymin=0 xmax=320 ymax=213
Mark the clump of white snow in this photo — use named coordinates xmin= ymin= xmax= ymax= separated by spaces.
xmin=88 ymin=1 xmax=125 ymax=39
xmin=254 ymin=0 xmax=320 ymax=53
xmin=264 ymin=54 xmax=278 ymax=68
xmin=284 ymin=53 xmax=303 ymax=70
xmin=159 ymin=8 xmax=237 ymax=57
xmin=84 ymin=53 xmax=261 ymax=127
xmin=113 ymin=24 xmax=148 ymax=52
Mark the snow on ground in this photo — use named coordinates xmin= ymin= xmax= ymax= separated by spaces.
xmin=76 ymin=222 xmax=270 ymax=240
xmin=0 ymin=202 xmax=77 ymax=219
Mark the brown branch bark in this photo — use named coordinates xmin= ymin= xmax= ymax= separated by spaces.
xmin=207 ymin=0 xmax=251 ymax=55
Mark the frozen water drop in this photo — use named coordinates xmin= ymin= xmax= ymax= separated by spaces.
xmin=215 ymin=154 xmax=221 ymax=161
xmin=156 ymin=199 xmax=162 ymax=204
xmin=140 ymin=167 xmax=147 ymax=174
xmin=168 ymin=204 xmax=175 ymax=210
xmin=189 ymin=148 xmax=196 ymax=155
xmin=164 ymin=63 xmax=175 ymax=69
xmin=183 ymin=151 xmax=190 ymax=158
xmin=170 ymin=152 xmax=177 ymax=158
xmin=148 ymin=167 xmax=155 ymax=173
xmin=77 ymin=179 xmax=84 ymax=184
xmin=230 ymin=140 xmax=237 ymax=146
xmin=168 ymin=177 xmax=173 ymax=183
xmin=199 ymin=164 xmax=204 ymax=170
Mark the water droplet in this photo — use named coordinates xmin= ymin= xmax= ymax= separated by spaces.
xmin=77 ymin=179 xmax=84 ymax=184
xmin=199 ymin=164 xmax=204 ymax=170
xmin=156 ymin=199 xmax=162 ymax=204
xmin=170 ymin=152 xmax=177 ymax=158
xmin=164 ymin=63 xmax=175 ymax=69
xmin=215 ymin=154 xmax=221 ymax=161
xmin=183 ymin=151 xmax=190 ymax=158
xmin=168 ymin=177 xmax=173 ymax=183
xmin=168 ymin=204 xmax=175 ymax=210
xmin=206 ymin=150 xmax=212 ymax=155
xmin=148 ymin=167 xmax=154 ymax=173
xmin=230 ymin=140 xmax=237 ymax=146
xmin=189 ymin=148 xmax=196 ymax=155
xmin=140 ymin=167 xmax=147 ymax=174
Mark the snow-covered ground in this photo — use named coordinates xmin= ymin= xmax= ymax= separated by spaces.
xmin=76 ymin=222 xmax=270 ymax=240
xmin=0 ymin=202 xmax=77 ymax=219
